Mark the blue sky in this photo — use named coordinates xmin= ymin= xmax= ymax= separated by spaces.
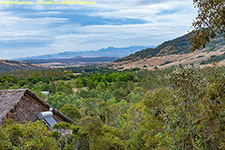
xmin=0 ymin=0 xmax=197 ymax=59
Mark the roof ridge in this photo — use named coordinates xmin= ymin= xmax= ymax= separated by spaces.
xmin=0 ymin=89 xmax=28 ymax=92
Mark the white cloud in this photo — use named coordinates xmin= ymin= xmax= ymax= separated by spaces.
xmin=0 ymin=10 xmax=68 ymax=40
xmin=0 ymin=0 xmax=198 ymax=59
xmin=38 ymin=11 xmax=62 ymax=15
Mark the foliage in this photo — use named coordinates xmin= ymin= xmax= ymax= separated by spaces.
xmin=0 ymin=65 xmax=225 ymax=149
xmin=0 ymin=120 xmax=59 ymax=150
xmin=60 ymin=104 xmax=81 ymax=121
xmin=190 ymin=0 xmax=225 ymax=51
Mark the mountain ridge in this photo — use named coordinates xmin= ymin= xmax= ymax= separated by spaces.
xmin=15 ymin=46 xmax=153 ymax=61
xmin=112 ymin=34 xmax=225 ymax=69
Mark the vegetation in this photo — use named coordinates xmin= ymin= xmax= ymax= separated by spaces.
xmin=0 ymin=64 xmax=224 ymax=150
xmin=0 ymin=119 xmax=59 ymax=150
xmin=190 ymin=0 xmax=225 ymax=51
xmin=0 ymin=2 xmax=224 ymax=149
xmin=200 ymin=53 xmax=225 ymax=64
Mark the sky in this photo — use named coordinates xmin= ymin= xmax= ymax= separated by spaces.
xmin=0 ymin=0 xmax=197 ymax=59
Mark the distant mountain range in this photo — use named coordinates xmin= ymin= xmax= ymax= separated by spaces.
xmin=15 ymin=46 xmax=152 ymax=61
xmin=1 ymin=46 xmax=152 ymax=71
xmin=2 ymin=34 xmax=224 ymax=72
xmin=113 ymin=34 xmax=225 ymax=69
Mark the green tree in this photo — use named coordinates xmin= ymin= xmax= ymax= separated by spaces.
xmin=60 ymin=104 xmax=81 ymax=121
xmin=47 ymin=93 xmax=73 ymax=109
xmin=191 ymin=0 xmax=225 ymax=51
xmin=169 ymin=65 xmax=225 ymax=149
xmin=80 ymin=116 xmax=103 ymax=149
xmin=0 ymin=120 xmax=59 ymax=150
xmin=94 ymin=126 xmax=125 ymax=150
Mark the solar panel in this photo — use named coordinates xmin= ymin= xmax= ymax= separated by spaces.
xmin=44 ymin=116 xmax=57 ymax=128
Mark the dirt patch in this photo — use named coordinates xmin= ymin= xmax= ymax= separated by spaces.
xmin=73 ymin=87 xmax=87 ymax=93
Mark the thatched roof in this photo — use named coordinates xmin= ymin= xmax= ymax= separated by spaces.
xmin=0 ymin=89 xmax=73 ymax=125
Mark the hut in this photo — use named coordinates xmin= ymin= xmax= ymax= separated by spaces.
xmin=0 ymin=89 xmax=73 ymax=129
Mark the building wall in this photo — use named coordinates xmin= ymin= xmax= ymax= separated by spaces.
xmin=5 ymin=94 xmax=63 ymax=123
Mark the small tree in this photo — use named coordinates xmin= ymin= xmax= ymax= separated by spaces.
xmin=60 ymin=104 xmax=81 ymax=121
xmin=190 ymin=0 xmax=225 ymax=51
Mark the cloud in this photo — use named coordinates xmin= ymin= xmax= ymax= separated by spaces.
xmin=0 ymin=0 xmax=197 ymax=59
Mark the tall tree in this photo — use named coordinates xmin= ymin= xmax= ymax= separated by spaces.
xmin=190 ymin=0 xmax=225 ymax=51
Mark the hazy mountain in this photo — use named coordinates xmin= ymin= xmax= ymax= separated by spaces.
xmin=16 ymin=46 xmax=152 ymax=61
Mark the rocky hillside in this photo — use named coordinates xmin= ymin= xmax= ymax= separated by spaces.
xmin=0 ymin=60 xmax=43 ymax=72
xmin=112 ymin=34 xmax=225 ymax=70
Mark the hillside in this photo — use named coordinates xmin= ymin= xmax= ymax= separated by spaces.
xmin=0 ymin=60 xmax=43 ymax=72
xmin=1 ymin=57 xmax=118 ymax=71
xmin=113 ymin=34 xmax=225 ymax=69
xmin=16 ymin=46 xmax=152 ymax=60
